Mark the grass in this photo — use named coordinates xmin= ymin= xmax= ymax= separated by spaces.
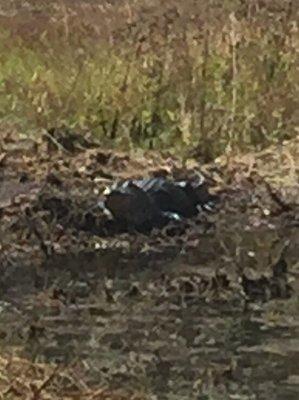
xmin=0 ymin=353 xmax=146 ymax=399
xmin=0 ymin=0 xmax=298 ymax=160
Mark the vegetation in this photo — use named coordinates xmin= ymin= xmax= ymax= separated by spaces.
xmin=0 ymin=0 xmax=298 ymax=159
xmin=0 ymin=354 xmax=145 ymax=400
xmin=0 ymin=2 xmax=298 ymax=398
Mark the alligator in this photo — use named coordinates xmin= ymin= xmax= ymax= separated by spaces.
xmin=98 ymin=175 xmax=217 ymax=232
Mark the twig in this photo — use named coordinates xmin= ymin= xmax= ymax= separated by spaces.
xmin=31 ymin=365 xmax=60 ymax=399
xmin=59 ymin=0 xmax=69 ymax=42
xmin=199 ymin=25 xmax=209 ymax=139
xmin=42 ymin=129 xmax=71 ymax=154
xmin=25 ymin=207 xmax=52 ymax=259
xmin=262 ymin=178 xmax=292 ymax=212
xmin=249 ymin=173 xmax=293 ymax=212
xmin=228 ymin=12 xmax=238 ymax=151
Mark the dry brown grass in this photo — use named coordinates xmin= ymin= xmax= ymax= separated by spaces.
xmin=0 ymin=354 xmax=146 ymax=400
xmin=0 ymin=0 xmax=298 ymax=158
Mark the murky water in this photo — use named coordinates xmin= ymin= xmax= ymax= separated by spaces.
xmin=0 ymin=228 xmax=298 ymax=400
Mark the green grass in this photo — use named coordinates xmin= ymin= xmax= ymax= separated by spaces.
xmin=0 ymin=0 xmax=298 ymax=159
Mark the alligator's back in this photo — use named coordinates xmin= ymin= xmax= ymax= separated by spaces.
xmin=134 ymin=177 xmax=199 ymax=217
xmin=103 ymin=176 xmax=216 ymax=231
xmin=104 ymin=181 xmax=162 ymax=229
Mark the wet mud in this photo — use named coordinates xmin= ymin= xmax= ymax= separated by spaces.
xmin=0 ymin=132 xmax=298 ymax=399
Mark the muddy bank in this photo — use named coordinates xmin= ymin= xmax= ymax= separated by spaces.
xmin=0 ymin=130 xmax=298 ymax=301
xmin=0 ymin=131 xmax=298 ymax=272
xmin=0 ymin=131 xmax=298 ymax=399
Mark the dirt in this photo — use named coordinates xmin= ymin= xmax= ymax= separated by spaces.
xmin=0 ymin=130 xmax=298 ymax=399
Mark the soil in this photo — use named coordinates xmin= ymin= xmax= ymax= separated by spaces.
xmin=0 ymin=130 xmax=298 ymax=399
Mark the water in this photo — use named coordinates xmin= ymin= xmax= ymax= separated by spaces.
xmin=0 ymin=232 xmax=298 ymax=400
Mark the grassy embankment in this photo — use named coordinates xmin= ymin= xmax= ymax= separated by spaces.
xmin=0 ymin=0 xmax=298 ymax=160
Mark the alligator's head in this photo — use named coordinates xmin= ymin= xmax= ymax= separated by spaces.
xmin=177 ymin=173 xmax=217 ymax=208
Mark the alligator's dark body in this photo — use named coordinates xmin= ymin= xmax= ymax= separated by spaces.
xmin=133 ymin=178 xmax=214 ymax=218
xmin=102 ymin=176 xmax=216 ymax=231
xmin=104 ymin=180 xmax=166 ymax=231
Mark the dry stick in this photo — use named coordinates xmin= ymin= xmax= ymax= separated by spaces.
xmin=42 ymin=129 xmax=71 ymax=154
xmin=248 ymin=172 xmax=293 ymax=212
xmin=110 ymin=62 xmax=130 ymax=140
xmin=3 ymin=357 xmax=34 ymax=397
xmin=229 ymin=12 xmax=238 ymax=153
xmin=261 ymin=178 xmax=292 ymax=212
xmin=24 ymin=177 xmax=54 ymax=260
xmin=200 ymin=25 xmax=209 ymax=140
xmin=110 ymin=110 xmax=119 ymax=140
xmin=27 ymin=215 xmax=52 ymax=259
xmin=31 ymin=365 xmax=61 ymax=400
xmin=60 ymin=60 xmax=86 ymax=123
xmin=57 ymin=0 xmax=86 ymax=128
xmin=59 ymin=0 xmax=70 ymax=42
